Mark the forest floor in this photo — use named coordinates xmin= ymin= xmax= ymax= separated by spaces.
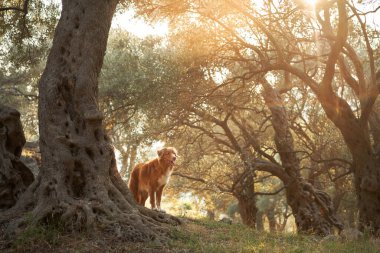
xmin=1 ymin=218 xmax=380 ymax=253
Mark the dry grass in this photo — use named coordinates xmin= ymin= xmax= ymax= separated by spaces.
xmin=1 ymin=218 xmax=380 ymax=253
xmin=168 ymin=219 xmax=380 ymax=253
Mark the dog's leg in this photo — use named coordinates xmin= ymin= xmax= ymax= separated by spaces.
xmin=140 ymin=191 xmax=148 ymax=206
xmin=136 ymin=192 xmax=142 ymax=205
xmin=156 ymin=185 xmax=165 ymax=212
xmin=149 ymin=189 xmax=157 ymax=210
xmin=134 ymin=192 xmax=139 ymax=204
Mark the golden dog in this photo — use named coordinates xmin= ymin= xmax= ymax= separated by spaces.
xmin=128 ymin=147 xmax=177 ymax=211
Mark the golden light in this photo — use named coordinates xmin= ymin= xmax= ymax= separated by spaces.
xmin=294 ymin=0 xmax=318 ymax=10
xmin=111 ymin=9 xmax=168 ymax=38
xmin=304 ymin=0 xmax=318 ymax=7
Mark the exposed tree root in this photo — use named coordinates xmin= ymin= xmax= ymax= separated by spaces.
xmin=0 ymin=125 xmax=181 ymax=244
xmin=288 ymin=180 xmax=343 ymax=236
xmin=0 ymin=166 xmax=181 ymax=244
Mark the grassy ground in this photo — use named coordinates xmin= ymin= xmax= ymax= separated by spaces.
xmin=2 ymin=218 xmax=380 ymax=252
xmin=169 ymin=219 xmax=380 ymax=253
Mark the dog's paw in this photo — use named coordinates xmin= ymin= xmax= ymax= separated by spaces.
xmin=152 ymin=207 xmax=159 ymax=211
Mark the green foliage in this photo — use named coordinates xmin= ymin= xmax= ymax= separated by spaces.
xmin=0 ymin=1 xmax=59 ymax=68
xmin=100 ymin=29 xmax=183 ymax=144
xmin=183 ymin=203 xmax=192 ymax=210
xmin=1 ymin=1 xmax=59 ymax=139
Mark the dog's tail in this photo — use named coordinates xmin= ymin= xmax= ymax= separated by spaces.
xmin=128 ymin=165 xmax=140 ymax=202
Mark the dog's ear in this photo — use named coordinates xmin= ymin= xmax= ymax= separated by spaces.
xmin=157 ymin=148 xmax=166 ymax=157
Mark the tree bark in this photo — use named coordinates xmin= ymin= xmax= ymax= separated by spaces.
xmin=261 ymin=79 xmax=342 ymax=236
xmin=0 ymin=0 xmax=179 ymax=241
xmin=236 ymin=194 xmax=257 ymax=228
xmin=0 ymin=105 xmax=34 ymax=210
xmin=318 ymin=88 xmax=380 ymax=235
xmin=352 ymin=150 xmax=380 ymax=235
xmin=234 ymin=172 xmax=257 ymax=228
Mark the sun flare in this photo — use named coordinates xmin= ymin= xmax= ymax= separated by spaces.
xmin=111 ymin=9 xmax=168 ymax=38
xmin=304 ymin=0 xmax=317 ymax=7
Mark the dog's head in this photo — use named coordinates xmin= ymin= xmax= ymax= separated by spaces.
xmin=157 ymin=147 xmax=178 ymax=166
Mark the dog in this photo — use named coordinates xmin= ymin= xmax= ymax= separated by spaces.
xmin=128 ymin=147 xmax=177 ymax=211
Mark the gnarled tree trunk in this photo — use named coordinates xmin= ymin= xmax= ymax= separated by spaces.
xmin=350 ymin=142 xmax=380 ymax=235
xmin=236 ymin=196 xmax=257 ymax=228
xmin=285 ymin=180 xmax=341 ymax=235
xmin=261 ymin=79 xmax=342 ymax=235
xmin=319 ymin=82 xmax=380 ymax=235
xmin=236 ymin=194 xmax=257 ymax=228
xmin=0 ymin=105 xmax=34 ymax=210
xmin=0 ymin=0 xmax=179 ymax=241
xmin=234 ymin=172 xmax=257 ymax=228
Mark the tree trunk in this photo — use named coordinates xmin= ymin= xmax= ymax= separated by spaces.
xmin=256 ymin=211 xmax=264 ymax=231
xmin=0 ymin=105 xmax=34 ymax=210
xmin=128 ymin=145 xmax=138 ymax=174
xmin=286 ymin=180 xmax=343 ymax=235
xmin=266 ymin=209 xmax=277 ymax=232
xmin=119 ymin=145 xmax=131 ymax=178
xmin=332 ymin=176 xmax=346 ymax=213
xmin=353 ymin=154 xmax=380 ymax=235
xmin=120 ymin=144 xmax=137 ymax=179
xmin=319 ymin=91 xmax=380 ymax=235
xmin=346 ymin=204 xmax=357 ymax=228
xmin=234 ymin=172 xmax=257 ymax=228
xmin=278 ymin=206 xmax=290 ymax=232
xmin=261 ymin=78 xmax=342 ymax=235
xmin=236 ymin=194 xmax=257 ymax=228
xmin=0 ymin=0 xmax=179 ymax=241
xmin=206 ymin=209 xmax=215 ymax=220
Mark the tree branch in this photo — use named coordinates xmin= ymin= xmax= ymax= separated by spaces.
xmin=254 ymin=185 xmax=286 ymax=196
